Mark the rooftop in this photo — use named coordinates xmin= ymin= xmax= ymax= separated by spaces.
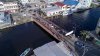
xmin=33 ymin=41 xmax=73 ymax=56
xmin=63 ymin=0 xmax=79 ymax=6
xmin=54 ymin=2 xmax=65 ymax=7
xmin=42 ymin=6 xmax=62 ymax=13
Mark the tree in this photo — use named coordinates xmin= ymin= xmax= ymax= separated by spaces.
xmin=80 ymin=30 xmax=90 ymax=41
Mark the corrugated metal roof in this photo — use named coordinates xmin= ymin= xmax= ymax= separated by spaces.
xmin=63 ymin=0 xmax=79 ymax=5
xmin=33 ymin=41 xmax=68 ymax=56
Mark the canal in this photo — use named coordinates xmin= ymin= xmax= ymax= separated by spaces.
xmin=0 ymin=22 xmax=55 ymax=56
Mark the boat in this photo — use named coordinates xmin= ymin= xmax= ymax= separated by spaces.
xmin=20 ymin=48 xmax=33 ymax=56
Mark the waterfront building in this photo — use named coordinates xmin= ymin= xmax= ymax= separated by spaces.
xmin=0 ymin=1 xmax=19 ymax=13
xmin=0 ymin=2 xmax=4 ymax=11
xmin=20 ymin=0 xmax=29 ymax=5
xmin=41 ymin=6 xmax=63 ymax=17
xmin=63 ymin=0 xmax=79 ymax=6
xmin=63 ymin=0 xmax=79 ymax=12
xmin=54 ymin=2 xmax=72 ymax=15
xmin=0 ymin=12 xmax=12 ymax=28
xmin=4 ymin=2 xmax=19 ymax=13
xmin=20 ymin=0 xmax=47 ymax=9
xmin=76 ymin=0 xmax=92 ymax=9
xmin=20 ymin=0 xmax=40 ymax=5
xmin=44 ymin=0 xmax=64 ymax=4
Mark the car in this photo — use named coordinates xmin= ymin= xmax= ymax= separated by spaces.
xmin=75 ymin=41 xmax=85 ymax=48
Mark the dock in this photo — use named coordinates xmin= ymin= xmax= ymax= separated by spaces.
xmin=32 ymin=13 xmax=79 ymax=56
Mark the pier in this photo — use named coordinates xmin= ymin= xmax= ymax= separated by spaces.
xmin=32 ymin=13 xmax=79 ymax=56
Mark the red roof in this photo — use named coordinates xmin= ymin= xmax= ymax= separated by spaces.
xmin=54 ymin=2 xmax=65 ymax=7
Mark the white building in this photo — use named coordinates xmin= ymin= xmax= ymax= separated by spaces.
xmin=0 ymin=1 xmax=19 ymax=13
xmin=54 ymin=2 xmax=72 ymax=15
xmin=42 ymin=6 xmax=64 ymax=17
xmin=4 ymin=2 xmax=19 ymax=13
xmin=20 ymin=0 xmax=29 ymax=5
xmin=20 ymin=0 xmax=40 ymax=5
xmin=41 ymin=1 xmax=74 ymax=17
xmin=0 ymin=2 xmax=4 ymax=11
xmin=76 ymin=0 xmax=92 ymax=9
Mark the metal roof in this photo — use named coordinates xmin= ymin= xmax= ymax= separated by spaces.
xmin=42 ymin=6 xmax=62 ymax=13
xmin=54 ymin=2 xmax=65 ymax=7
xmin=33 ymin=41 xmax=69 ymax=56
xmin=63 ymin=0 xmax=79 ymax=5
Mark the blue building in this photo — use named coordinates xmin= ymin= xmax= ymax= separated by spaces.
xmin=0 ymin=12 xmax=11 ymax=23
xmin=63 ymin=0 xmax=92 ymax=12
xmin=0 ymin=12 xmax=12 ymax=28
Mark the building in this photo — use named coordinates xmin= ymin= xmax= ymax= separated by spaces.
xmin=54 ymin=2 xmax=72 ymax=15
xmin=0 ymin=12 xmax=11 ymax=23
xmin=63 ymin=0 xmax=79 ymax=6
xmin=41 ymin=1 xmax=76 ymax=17
xmin=0 ymin=2 xmax=4 ymax=11
xmin=63 ymin=0 xmax=79 ymax=12
xmin=76 ymin=0 xmax=92 ymax=9
xmin=62 ymin=0 xmax=92 ymax=12
xmin=20 ymin=0 xmax=29 ymax=5
xmin=4 ymin=2 xmax=19 ymax=13
xmin=0 ymin=12 xmax=12 ymax=28
xmin=0 ymin=1 xmax=19 ymax=13
xmin=44 ymin=0 xmax=64 ymax=4
xmin=42 ymin=6 xmax=63 ymax=17
xmin=20 ymin=0 xmax=40 ymax=5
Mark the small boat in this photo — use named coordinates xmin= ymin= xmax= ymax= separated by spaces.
xmin=20 ymin=48 xmax=32 ymax=56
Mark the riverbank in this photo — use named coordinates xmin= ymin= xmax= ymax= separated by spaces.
xmin=0 ymin=13 xmax=33 ymax=30
xmin=0 ymin=20 xmax=33 ymax=30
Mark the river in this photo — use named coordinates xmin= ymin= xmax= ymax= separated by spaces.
xmin=0 ymin=22 xmax=55 ymax=56
xmin=51 ymin=7 xmax=100 ymax=36
xmin=0 ymin=7 xmax=100 ymax=56
xmin=51 ymin=7 xmax=100 ymax=56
